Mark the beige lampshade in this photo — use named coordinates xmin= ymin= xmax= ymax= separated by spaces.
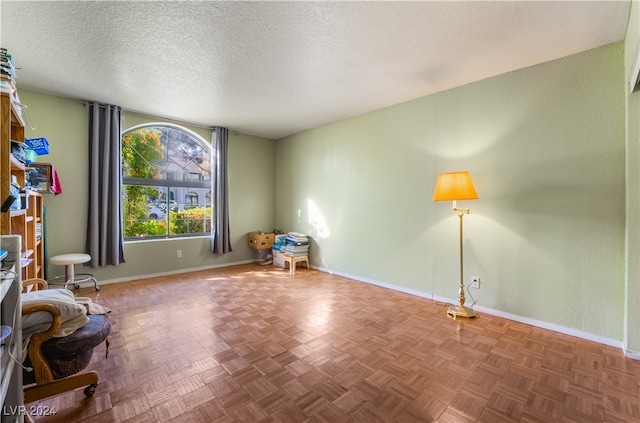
xmin=433 ymin=171 xmax=478 ymax=202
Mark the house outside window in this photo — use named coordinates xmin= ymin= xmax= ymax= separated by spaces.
xmin=121 ymin=123 xmax=212 ymax=239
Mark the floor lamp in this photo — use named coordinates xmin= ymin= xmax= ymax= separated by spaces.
xmin=433 ymin=171 xmax=478 ymax=319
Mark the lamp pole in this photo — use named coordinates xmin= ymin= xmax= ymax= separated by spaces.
xmin=447 ymin=202 xmax=477 ymax=318
xmin=458 ymin=209 xmax=466 ymax=310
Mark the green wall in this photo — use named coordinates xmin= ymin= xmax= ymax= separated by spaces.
xmin=276 ymin=42 xmax=627 ymax=346
xmin=625 ymin=0 xmax=640 ymax=356
xmin=17 ymin=39 xmax=635 ymax=353
xmin=19 ymin=90 xmax=276 ymax=282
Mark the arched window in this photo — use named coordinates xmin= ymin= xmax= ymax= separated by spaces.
xmin=121 ymin=123 xmax=212 ymax=239
xmin=186 ymin=192 xmax=199 ymax=205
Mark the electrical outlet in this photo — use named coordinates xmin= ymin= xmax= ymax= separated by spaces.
xmin=176 ymin=250 xmax=182 ymax=259
xmin=470 ymin=276 xmax=480 ymax=289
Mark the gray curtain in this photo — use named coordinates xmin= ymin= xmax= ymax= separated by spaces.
xmin=211 ymin=127 xmax=232 ymax=253
xmin=86 ymin=102 xmax=125 ymax=267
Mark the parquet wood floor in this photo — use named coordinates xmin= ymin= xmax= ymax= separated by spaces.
xmin=26 ymin=264 xmax=640 ymax=422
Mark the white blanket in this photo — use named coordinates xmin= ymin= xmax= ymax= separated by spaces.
xmin=22 ymin=289 xmax=89 ymax=339
xmin=21 ymin=289 xmax=111 ymax=360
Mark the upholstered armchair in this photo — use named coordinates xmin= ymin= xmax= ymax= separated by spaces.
xmin=21 ymin=279 xmax=111 ymax=404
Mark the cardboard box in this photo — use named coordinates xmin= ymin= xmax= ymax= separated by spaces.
xmin=248 ymin=232 xmax=274 ymax=249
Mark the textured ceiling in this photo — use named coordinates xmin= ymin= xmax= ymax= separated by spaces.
xmin=0 ymin=1 xmax=631 ymax=139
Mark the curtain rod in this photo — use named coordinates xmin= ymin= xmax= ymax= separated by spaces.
xmin=80 ymin=100 xmax=227 ymax=132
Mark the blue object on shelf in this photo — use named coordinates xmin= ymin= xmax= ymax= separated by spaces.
xmin=25 ymin=137 xmax=50 ymax=155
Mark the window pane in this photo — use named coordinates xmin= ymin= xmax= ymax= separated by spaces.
xmin=171 ymin=207 xmax=211 ymax=236
xmin=122 ymin=128 xmax=165 ymax=179
xmin=122 ymin=125 xmax=211 ymax=183
xmin=121 ymin=123 xmax=212 ymax=240
xmin=122 ymin=185 xmax=169 ymax=238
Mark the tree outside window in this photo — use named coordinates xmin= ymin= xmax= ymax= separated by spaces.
xmin=121 ymin=123 xmax=212 ymax=239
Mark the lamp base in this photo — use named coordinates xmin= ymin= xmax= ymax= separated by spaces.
xmin=447 ymin=305 xmax=477 ymax=319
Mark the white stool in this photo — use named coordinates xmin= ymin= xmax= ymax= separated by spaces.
xmin=48 ymin=253 xmax=100 ymax=291
xmin=282 ymin=254 xmax=309 ymax=273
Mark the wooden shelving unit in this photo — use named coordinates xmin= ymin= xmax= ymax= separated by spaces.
xmin=1 ymin=91 xmax=25 ymax=233
xmin=1 ymin=92 xmax=44 ymax=280
xmin=1 ymin=86 xmax=39 ymax=422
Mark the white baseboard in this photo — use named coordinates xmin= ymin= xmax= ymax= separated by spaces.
xmin=77 ymin=259 xmax=254 ymax=286
xmin=311 ymin=264 xmax=639 ymax=360
xmin=625 ymin=350 xmax=640 ymax=360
